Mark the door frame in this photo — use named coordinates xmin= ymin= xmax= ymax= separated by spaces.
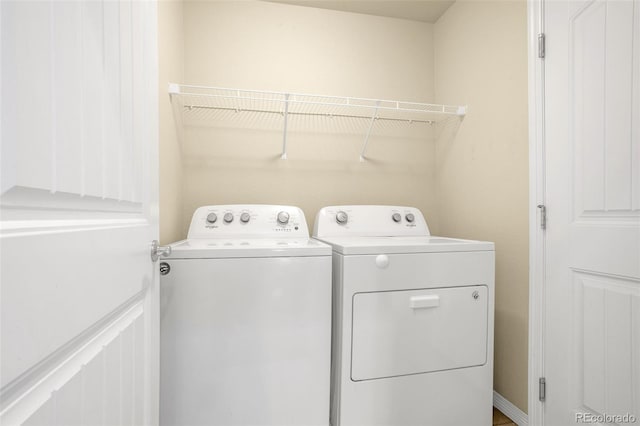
xmin=527 ymin=0 xmax=545 ymax=425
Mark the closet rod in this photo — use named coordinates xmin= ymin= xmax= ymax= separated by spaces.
xmin=183 ymin=104 xmax=435 ymax=125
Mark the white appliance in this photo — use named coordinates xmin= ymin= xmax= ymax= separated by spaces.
xmin=160 ymin=205 xmax=332 ymax=426
xmin=313 ymin=205 xmax=495 ymax=426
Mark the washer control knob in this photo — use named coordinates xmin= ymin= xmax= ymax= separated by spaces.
xmin=240 ymin=212 xmax=251 ymax=223
xmin=405 ymin=213 xmax=415 ymax=223
xmin=277 ymin=211 xmax=290 ymax=225
xmin=336 ymin=211 xmax=348 ymax=225
xmin=392 ymin=213 xmax=402 ymax=223
xmin=206 ymin=213 xmax=218 ymax=224
xmin=223 ymin=212 xmax=234 ymax=223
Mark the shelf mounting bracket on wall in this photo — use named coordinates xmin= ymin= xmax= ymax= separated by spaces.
xmin=281 ymin=94 xmax=290 ymax=160
xmin=359 ymin=101 xmax=380 ymax=162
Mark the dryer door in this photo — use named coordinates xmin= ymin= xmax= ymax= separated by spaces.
xmin=351 ymin=285 xmax=488 ymax=381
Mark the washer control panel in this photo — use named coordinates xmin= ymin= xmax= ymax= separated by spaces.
xmin=188 ymin=205 xmax=309 ymax=239
xmin=313 ymin=205 xmax=430 ymax=238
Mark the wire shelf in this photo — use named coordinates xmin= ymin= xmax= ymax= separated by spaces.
xmin=169 ymin=83 xmax=466 ymax=160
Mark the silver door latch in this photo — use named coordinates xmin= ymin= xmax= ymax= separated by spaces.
xmin=537 ymin=205 xmax=546 ymax=230
xmin=150 ymin=240 xmax=172 ymax=262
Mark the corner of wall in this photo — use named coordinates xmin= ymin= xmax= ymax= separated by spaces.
xmin=433 ymin=0 xmax=530 ymax=414
xmin=158 ymin=0 xmax=185 ymax=244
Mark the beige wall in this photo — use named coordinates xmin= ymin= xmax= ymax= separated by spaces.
xmin=158 ymin=0 xmax=185 ymax=244
xmin=434 ymin=1 xmax=529 ymax=412
xmin=180 ymin=0 xmax=438 ymax=234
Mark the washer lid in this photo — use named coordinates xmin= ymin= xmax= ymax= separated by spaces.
xmin=313 ymin=236 xmax=494 ymax=255
xmin=166 ymin=238 xmax=331 ymax=259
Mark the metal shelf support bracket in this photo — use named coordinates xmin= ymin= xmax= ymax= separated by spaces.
xmin=281 ymin=93 xmax=290 ymax=160
xmin=359 ymin=101 xmax=380 ymax=162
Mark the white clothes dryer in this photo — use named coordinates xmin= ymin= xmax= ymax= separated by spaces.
xmin=160 ymin=205 xmax=331 ymax=426
xmin=313 ymin=205 xmax=495 ymax=426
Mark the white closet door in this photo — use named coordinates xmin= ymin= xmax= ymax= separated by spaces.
xmin=544 ymin=0 xmax=640 ymax=424
xmin=0 ymin=1 xmax=159 ymax=425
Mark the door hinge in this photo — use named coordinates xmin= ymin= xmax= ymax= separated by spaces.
xmin=538 ymin=33 xmax=545 ymax=58
xmin=537 ymin=204 xmax=546 ymax=230
xmin=539 ymin=377 xmax=546 ymax=402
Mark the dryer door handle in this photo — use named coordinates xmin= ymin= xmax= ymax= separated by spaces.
xmin=409 ymin=295 xmax=440 ymax=309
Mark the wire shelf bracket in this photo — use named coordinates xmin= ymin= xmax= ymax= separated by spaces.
xmin=359 ymin=101 xmax=380 ymax=162
xmin=281 ymin=94 xmax=290 ymax=160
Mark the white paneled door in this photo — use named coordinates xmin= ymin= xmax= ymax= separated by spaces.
xmin=544 ymin=0 xmax=640 ymax=424
xmin=0 ymin=1 xmax=159 ymax=425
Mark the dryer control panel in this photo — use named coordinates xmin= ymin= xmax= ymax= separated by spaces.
xmin=313 ymin=205 xmax=430 ymax=238
xmin=188 ymin=205 xmax=309 ymax=238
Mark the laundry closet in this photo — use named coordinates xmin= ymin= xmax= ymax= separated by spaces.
xmin=0 ymin=0 xmax=529 ymax=424
xmin=159 ymin=0 xmax=529 ymax=419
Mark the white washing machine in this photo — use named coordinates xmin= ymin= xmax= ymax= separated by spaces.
xmin=313 ymin=205 xmax=495 ymax=426
xmin=160 ymin=205 xmax=332 ymax=426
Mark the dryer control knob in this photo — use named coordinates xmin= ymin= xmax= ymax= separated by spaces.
xmin=392 ymin=213 xmax=402 ymax=223
xmin=277 ymin=211 xmax=290 ymax=225
xmin=405 ymin=213 xmax=415 ymax=223
xmin=223 ymin=213 xmax=234 ymax=223
xmin=336 ymin=211 xmax=348 ymax=225
xmin=240 ymin=212 xmax=251 ymax=223
xmin=206 ymin=213 xmax=218 ymax=224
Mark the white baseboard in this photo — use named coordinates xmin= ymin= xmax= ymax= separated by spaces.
xmin=493 ymin=391 xmax=528 ymax=426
